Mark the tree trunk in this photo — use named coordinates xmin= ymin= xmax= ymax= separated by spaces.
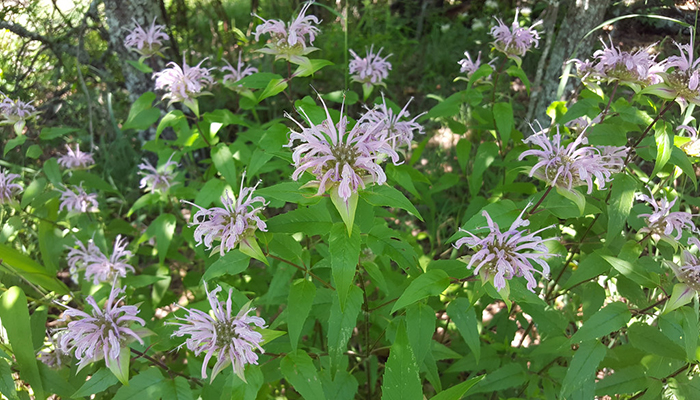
xmin=527 ymin=0 xmax=611 ymax=126
xmin=103 ymin=0 xmax=166 ymax=102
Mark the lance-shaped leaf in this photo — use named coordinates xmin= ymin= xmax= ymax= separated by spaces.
xmin=391 ymin=270 xmax=450 ymax=314
xmin=381 ymin=321 xmax=422 ymax=400
xmin=329 ymin=223 xmax=360 ymax=310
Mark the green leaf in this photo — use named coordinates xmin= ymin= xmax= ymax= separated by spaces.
xmin=469 ymin=141 xmax=498 ymax=197
xmin=627 ymin=322 xmax=686 ymax=360
xmin=329 ymin=223 xmax=360 ymax=311
xmin=670 ymin=147 xmax=698 ymax=187
xmin=0 ymin=358 xmax=19 ymax=400
xmin=161 ymin=377 xmax=194 ymax=400
xmin=322 ymin=90 xmax=359 ymax=105
xmin=112 ymin=367 xmax=165 ymax=400
xmin=446 ymin=298 xmax=480 ymax=363
xmin=38 ymin=363 xmax=77 ymax=399
xmin=381 ymin=320 xmax=422 ymax=400
xmin=255 ymin=181 xmax=317 ymax=205
xmin=43 ymin=158 xmax=62 ymax=187
xmin=493 ymin=102 xmax=513 ymax=145
xmin=506 ymin=65 xmax=531 ymax=94
xmin=652 ymin=120 xmax=673 ymax=176
xmin=606 ymin=174 xmax=638 ymax=243
xmin=126 ymin=59 xmax=153 ymax=73
xmin=601 ymin=255 xmax=659 ymax=288
xmin=266 ymin=201 xmax=334 ymax=235
xmin=156 ymin=110 xmax=187 ymax=142
xmin=211 ymin=144 xmax=237 ymax=186
xmin=330 ymin=187 xmax=358 ymax=235
xmin=391 ymin=270 xmax=450 ymax=313
xmin=320 ymin=369 xmax=359 ymax=400
xmin=0 ymin=287 xmax=43 ymax=399
xmin=327 ymin=286 xmax=363 ymax=376
xmin=146 ymin=214 xmax=176 ymax=264
xmin=69 ymin=170 xmax=118 ymax=193
xmin=561 ymin=340 xmax=607 ymax=398
xmin=123 ymin=108 xmax=160 ymax=131
xmin=194 ymin=179 xmax=228 ymax=208
xmin=4 ymin=135 xmax=26 ymax=156
xmin=237 ymin=72 xmax=284 ymax=89
xmin=281 ymin=350 xmax=326 ymax=400
xmin=26 ymin=144 xmax=42 ymax=159
xmin=366 ymin=225 xmax=419 ymax=274
xmin=125 ymin=92 xmax=156 ymax=122
xmin=127 ymin=193 xmax=161 ymax=217
xmin=288 ymin=279 xmax=317 ymax=351
xmin=361 ymin=185 xmax=423 ymax=220
xmin=470 ymin=363 xmax=526 ymax=394
xmin=556 ymin=186 xmax=586 ymax=215
xmin=39 ymin=127 xmax=80 ymax=141
xmin=455 ymin=139 xmax=472 ymax=174
xmin=430 ymin=375 xmax=484 ymax=400
xmin=257 ymin=78 xmax=288 ymax=102
xmin=571 ymin=301 xmax=631 ymax=343
xmin=202 ymin=250 xmax=251 ymax=281
xmin=405 ymin=303 xmax=436 ymax=365
xmin=106 ymin=347 xmax=131 ymax=385
xmin=0 ymin=244 xmax=69 ymax=294
xmin=293 ymin=59 xmax=334 ymax=77
xmin=595 ymin=365 xmax=648 ymax=396
xmin=72 ymin=368 xmax=119 ymax=398
xmin=20 ymin=178 xmax=46 ymax=208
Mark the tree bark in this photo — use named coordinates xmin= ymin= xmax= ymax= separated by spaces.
xmin=102 ymin=0 xmax=166 ymax=102
xmin=527 ymin=0 xmax=611 ymax=126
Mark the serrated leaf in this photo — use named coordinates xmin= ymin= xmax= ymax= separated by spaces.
xmin=381 ymin=321 xmax=422 ymax=400
xmin=0 ymin=287 xmax=43 ymax=399
xmin=329 ymin=223 xmax=360 ymax=311
xmin=446 ymin=298 xmax=480 ymax=363
xmin=71 ymin=368 xmax=118 ymax=398
xmin=288 ymin=279 xmax=316 ymax=351
xmin=327 ymin=286 xmax=362 ymax=376
xmin=361 ymin=185 xmax=423 ymax=220
xmin=112 ymin=367 xmax=165 ymax=400
xmin=236 ymin=72 xmax=284 ymax=89
xmin=561 ymin=340 xmax=607 ymax=398
xmin=595 ymin=365 xmax=648 ymax=396
xmin=405 ymin=303 xmax=436 ymax=365
xmin=391 ymin=270 xmax=450 ymax=313
xmin=571 ymin=302 xmax=631 ymax=343
xmin=627 ymin=322 xmax=686 ymax=360
xmin=281 ymin=350 xmax=326 ymax=400
xmin=202 ymin=250 xmax=250 ymax=281
xmin=266 ymin=201 xmax=334 ymax=235
xmin=161 ymin=377 xmax=194 ymax=400
xmin=470 ymin=363 xmax=526 ymax=394
xmin=367 ymin=225 xmax=419 ymax=274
